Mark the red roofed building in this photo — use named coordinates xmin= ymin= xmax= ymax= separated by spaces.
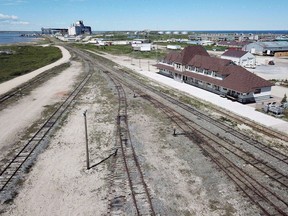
xmin=155 ymin=45 xmax=273 ymax=103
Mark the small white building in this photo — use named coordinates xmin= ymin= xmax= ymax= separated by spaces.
xmin=132 ymin=38 xmax=149 ymax=44
xmin=132 ymin=43 xmax=152 ymax=51
xmin=167 ymin=45 xmax=181 ymax=50
xmin=221 ymin=50 xmax=256 ymax=68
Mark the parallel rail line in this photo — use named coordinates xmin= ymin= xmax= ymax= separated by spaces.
xmin=112 ymin=68 xmax=288 ymax=165
xmin=143 ymin=94 xmax=288 ymax=215
xmin=62 ymin=48 xmax=288 ymax=215
xmin=105 ymin=70 xmax=288 ymax=215
xmin=0 ymin=63 xmax=68 ymax=105
xmin=0 ymin=69 xmax=92 ymax=192
xmin=105 ymin=72 xmax=155 ymax=215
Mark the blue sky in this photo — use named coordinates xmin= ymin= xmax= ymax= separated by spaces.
xmin=0 ymin=0 xmax=287 ymax=31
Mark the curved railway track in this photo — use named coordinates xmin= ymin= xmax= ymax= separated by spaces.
xmin=4 ymin=46 xmax=285 ymax=214
xmin=0 ymin=62 xmax=92 ymax=193
xmin=71 ymin=48 xmax=288 ymax=214
xmin=105 ymin=71 xmax=155 ymax=215
xmin=141 ymin=93 xmax=288 ymax=215
xmin=106 ymin=72 xmax=288 ymax=215
xmin=111 ymin=68 xmax=288 ymax=163
xmin=119 ymin=67 xmax=288 ymax=142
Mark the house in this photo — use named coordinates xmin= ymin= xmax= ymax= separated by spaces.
xmin=243 ymin=41 xmax=288 ymax=56
xmin=221 ymin=50 xmax=256 ymax=68
xmin=155 ymin=46 xmax=273 ymax=103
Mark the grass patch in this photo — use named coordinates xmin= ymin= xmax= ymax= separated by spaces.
xmin=0 ymin=45 xmax=62 ymax=83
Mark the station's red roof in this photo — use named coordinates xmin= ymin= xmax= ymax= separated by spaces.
xmin=156 ymin=46 xmax=273 ymax=93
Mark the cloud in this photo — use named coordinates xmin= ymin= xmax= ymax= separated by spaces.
xmin=0 ymin=13 xmax=18 ymax=20
xmin=0 ymin=13 xmax=29 ymax=25
xmin=1 ymin=0 xmax=27 ymax=6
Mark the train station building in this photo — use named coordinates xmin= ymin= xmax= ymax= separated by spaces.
xmin=155 ymin=46 xmax=273 ymax=103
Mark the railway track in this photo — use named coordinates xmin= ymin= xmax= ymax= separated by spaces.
xmin=0 ymin=63 xmax=69 ymax=106
xmin=100 ymin=68 xmax=288 ymax=215
xmin=142 ymin=94 xmax=288 ymax=215
xmin=108 ymin=68 xmax=288 ymax=165
xmin=46 ymin=47 xmax=288 ymax=215
xmin=118 ymin=67 xmax=288 ymax=142
xmin=0 ymin=66 xmax=92 ymax=193
xmin=105 ymin=71 xmax=155 ymax=215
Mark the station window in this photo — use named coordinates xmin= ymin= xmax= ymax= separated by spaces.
xmin=254 ymin=88 xmax=261 ymax=94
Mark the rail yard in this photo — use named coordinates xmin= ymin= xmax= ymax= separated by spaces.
xmin=0 ymin=45 xmax=288 ymax=215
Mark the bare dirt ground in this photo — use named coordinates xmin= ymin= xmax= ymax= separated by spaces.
xmin=1 ymin=84 xmax=110 ymax=215
xmin=0 ymin=61 xmax=82 ymax=163
xmin=1 ymin=69 xmax=260 ymax=215
xmin=0 ymin=47 xmax=285 ymax=215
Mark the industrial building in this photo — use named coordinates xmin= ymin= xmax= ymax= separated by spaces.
xmin=41 ymin=28 xmax=68 ymax=35
xmin=243 ymin=41 xmax=288 ymax=56
xmin=68 ymin=20 xmax=91 ymax=36
xmin=155 ymin=46 xmax=273 ymax=103
xmin=221 ymin=50 xmax=256 ymax=68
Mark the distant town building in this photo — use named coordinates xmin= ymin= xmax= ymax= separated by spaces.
xmin=243 ymin=41 xmax=288 ymax=56
xmin=217 ymin=41 xmax=250 ymax=49
xmin=41 ymin=28 xmax=68 ymax=35
xmin=221 ymin=50 xmax=256 ymax=68
xmin=132 ymin=43 xmax=152 ymax=51
xmin=155 ymin=46 xmax=273 ymax=103
xmin=132 ymin=39 xmax=150 ymax=44
xmin=68 ymin=20 xmax=91 ymax=36
xmin=167 ymin=45 xmax=181 ymax=50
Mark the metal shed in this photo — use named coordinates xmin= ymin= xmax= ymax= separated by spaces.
xmin=243 ymin=41 xmax=288 ymax=56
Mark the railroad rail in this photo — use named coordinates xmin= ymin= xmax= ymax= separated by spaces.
xmin=142 ymin=93 xmax=288 ymax=215
xmin=119 ymin=67 xmax=288 ymax=142
xmin=105 ymin=71 xmax=155 ymax=215
xmin=105 ymin=71 xmax=288 ymax=215
xmin=61 ymin=48 xmax=288 ymax=215
xmin=107 ymin=68 xmax=288 ymax=165
xmin=0 ymin=63 xmax=69 ymax=105
xmin=0 ymin=70 xmax=92 ymax=193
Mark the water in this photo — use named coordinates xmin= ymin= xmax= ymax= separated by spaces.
xmin=0 ymin=32 xmax=40 ymax=44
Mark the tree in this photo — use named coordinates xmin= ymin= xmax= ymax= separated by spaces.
xmin=281 ymin=93 xmax=287 ymax=104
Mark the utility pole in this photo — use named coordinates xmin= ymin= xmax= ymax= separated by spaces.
xmin=148 ymin=60 xmax=150 ymax=71
xmin=83 ymin=110 xmax=90 ymax=170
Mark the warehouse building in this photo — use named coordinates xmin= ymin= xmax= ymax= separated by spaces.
xmin=155 ymin=46 xmax=273 ymax=103
xmin=68 ymin=20 xmax=91 ymax=36
xmin=243 ymin=41 xmax=288 ymax=56
xmin=221 ymin=50 xmax=256 ymax=68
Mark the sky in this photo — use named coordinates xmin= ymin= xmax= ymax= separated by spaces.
xmin=0 ymin=0 xmax=288 ymax=31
